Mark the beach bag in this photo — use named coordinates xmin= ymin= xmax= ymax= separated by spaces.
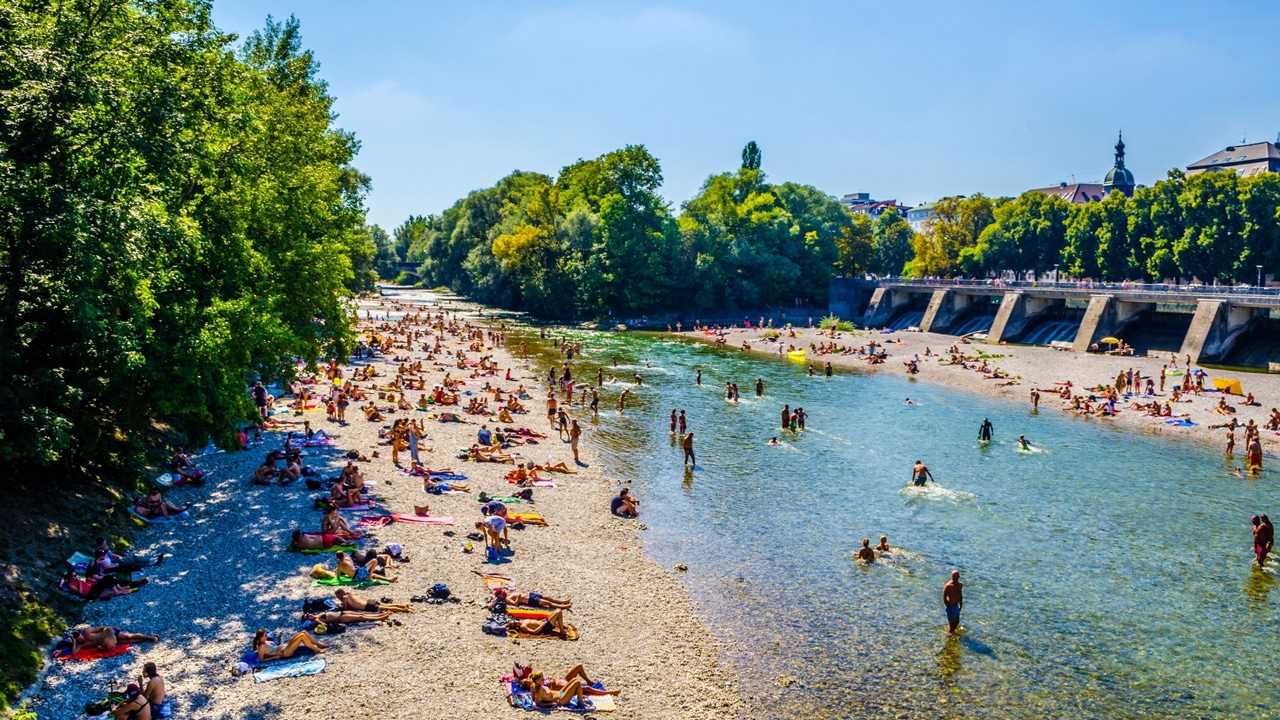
xmin=482 ymin=619 xmax=508 ymax=636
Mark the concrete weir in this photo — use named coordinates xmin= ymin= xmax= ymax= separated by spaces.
xmin=839 ymin=278 xmax=1280 ymax=368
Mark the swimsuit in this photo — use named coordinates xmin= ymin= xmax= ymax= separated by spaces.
xmin=945 ymin=603 xmax=961 ymax=624
xmin=527 ymin=592 xmax=543 ymax=607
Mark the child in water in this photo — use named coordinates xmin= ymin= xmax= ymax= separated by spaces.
xmin=1018 ymin=435 xmax=1032 ymax=451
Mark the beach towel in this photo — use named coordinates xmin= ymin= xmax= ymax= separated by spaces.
xmin=428 ymin=473 xmax=469 ymax=481
xmin=507 ymin=606 xmax=554 ymax=620
xmin=66 ymin=551 xmax=95 ymax=569
xmin=154 ymin=473 xmax=175 ymax=487
xmin=503 ymin=677 xmax=613 ymax=712
xmin=53 ymin=642 xmax=132 ymax=662
xmin=358 ymin=515 xmax=395 ymax=528
xmin=1165 ymin=418 xmax=1197 ymax=427
xmin=478 ymin=495 xmax=522 ymax=504
xmin=297 ymin=438 xmax=334 ymax=447
xmin=507 ymin=623 xmax=579 ymax=641
xmin=311 ymin=575 xmax=389 ymax=587
xmin=509 ymin=513 xmax=547 ymax=526
xmin=389 ymin=513 xmax=454 ymax=525
xmin=298 ymin=544 xmax=358 ymax=555
xmin=252 ymin=657 xmax=326 ymax=683
xmin=129 ymin=508 xmax=189 ymax=524
xmin=474 ymin=571 xmax=513 ymax=591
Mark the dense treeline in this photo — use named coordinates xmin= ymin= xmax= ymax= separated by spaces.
xmin=399 ymin=143 xmax=858 ymax=318
xmin=395 ymin=160 xmax=1280 ymax=320
xmin=0 ymin=3 xmax=372 ymax=480
xmin=904 ymin=170 xmax=1280 ymax=284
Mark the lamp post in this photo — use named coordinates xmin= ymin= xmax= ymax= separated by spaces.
xmin=1054 ymin=264 xmax=1060 ymax=284
xmin=1259 ymin=265 xmax=1264 ymax=288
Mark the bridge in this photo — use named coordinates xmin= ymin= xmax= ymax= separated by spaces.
xmin=829 ymin=278 xmax=1280 ymax=368
xmin=394 ymin=262 xmax=420 ymax=278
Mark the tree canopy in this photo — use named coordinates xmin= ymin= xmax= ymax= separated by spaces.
xmin=0 ymin=4 xmax=369 ymax=479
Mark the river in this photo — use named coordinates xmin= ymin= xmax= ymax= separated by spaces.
xmin=519 ymin=326 xmax=1279 ymax=719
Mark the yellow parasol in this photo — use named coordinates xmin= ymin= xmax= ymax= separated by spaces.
xmin=1100 ymin=337 xmax=1121 ymax=345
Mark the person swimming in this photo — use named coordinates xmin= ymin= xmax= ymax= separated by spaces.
xmin=767 ymin=436 xmax=780 ymax=445
xmin=1018 ymin=435 xmax=1031 ymax=451
xmin=905 ymin=398 xmax=916 ymax=406
xmin=874 ymin=535 xmax=890 ymax=553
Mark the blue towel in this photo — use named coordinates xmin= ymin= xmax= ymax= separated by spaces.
xmin=253 ymin=657 xmax=326 ymax=682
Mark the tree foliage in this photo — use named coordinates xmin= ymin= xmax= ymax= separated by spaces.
xmin=0 ymin=4 xmax=368 ymax=479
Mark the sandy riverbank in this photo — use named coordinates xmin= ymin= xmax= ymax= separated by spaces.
xmin=678 ymin=326 xmax=1280 ymax=459
xmin=30 ymin=293 xmax=738 ymax=719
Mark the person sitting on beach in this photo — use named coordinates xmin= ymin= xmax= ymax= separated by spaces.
xmin=108 ymin=683 xmax=152 ymax=720
xmin=855 ymin=538 xmax=875 ymax=563
xmin=363 ymin=402 xmax=384 ymax=422
xmin=252 ymin=628 xmax=327 ymax=661
xmin=133 ymin=490 xmax=189 ymax=520
xmin=321 ymin=506 xmax=363 ymax=541
xmin=506 ymin=609 xmax=571 ymax=637
xmin=610 ymin=488 xmax=639 ymax=518
xmin=1214 ymin=398 xmax=1237 ymax=415
xmin=138 ymin=662 xmax=165 ymax=718
xmin=70 ymin=626 xmax=158 ymax=653
xmin=334 ymin=589 xmax=414 ymax=614
xmin=492 ymin=586 xmax=572 ymax=609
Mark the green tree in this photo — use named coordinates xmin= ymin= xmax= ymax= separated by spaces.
xmin=741 ymin=140 xmax=762 ymax=171
xmin=871 ymin=207 xmax=916 ymax=276
xmin=906 ymin=195 xmax=994 ymax=277
xmin=835 ymin=214 xmax=874 ymax=277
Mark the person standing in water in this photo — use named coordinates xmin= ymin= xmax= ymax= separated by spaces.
xmin=696 ymin=369 xmax=701 ymax=386
xmin=1030 ymin=390 xmax=1040 ymax=410
xmin=824 ymin=362 xmax=833 ymax=377
xmin=1017 ymin=434 xmax=1031 ymax=451
xmin=781 ymin=404 xmax=791 ymax=430
xmin=978 ymin=418 xmax=993 ymax=442
xmin=1253 ymin=515 xmax=1274 ymax=567
xmin=912 ymin=460 xmax=934 ymax=486
xmin=670 ymin=410 xmax=677 ymax=434
xmin=597 ymin=367 xmax=604 ymax=388
xmin=678 ymin=410 xmax=687 ymax=434
xmin=856 ymin=539 xmax=875 ymax=563
xmin=943 ymin=570 xmax=963 ymax=633
xmin=682 ymin=431 xmax=695 ymax=466
xmin=755 ymin=378 xmax=764 ymax=397
xmin=618 ymin=388 xmax=629 ymax=412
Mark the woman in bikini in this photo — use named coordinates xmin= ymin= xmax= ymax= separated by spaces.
xmin=251 ymin=628 xmax=327 ymax=661
xmin=71 ymin=626 xmax=158 ymax=653
xmin=506 ymin=609 xmax=569 ymax=636
xmin=302 ymin=609 xmax=393 ymax=625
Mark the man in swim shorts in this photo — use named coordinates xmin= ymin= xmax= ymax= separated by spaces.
xmin=912 ymin=460 xmax=933 ymax=486
xmin=856 ymin=539 xmax=875 ymax=563
xmin=492 ymin=586 xmax=573 ymax=609
xmin=1254 ymin=515 xmax=1274 ymax=567
xmin=943 ymin=570 xmax=963 ymax=633
xmin=682 ymin=431 xmax=695 ymax=466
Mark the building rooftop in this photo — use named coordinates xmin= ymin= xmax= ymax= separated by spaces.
xmin=1187 ymin=141 xmax=1280 ymax=177
xmin=1028 ymin=183 xmax=1106 ymax=204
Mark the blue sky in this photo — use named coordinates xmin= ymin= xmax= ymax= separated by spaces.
xmin=211 ymin=1 xmax=1280 ymax=230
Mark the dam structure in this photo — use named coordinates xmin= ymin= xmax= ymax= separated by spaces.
xmin=829 ymin=278 xmax=1280 ymax=369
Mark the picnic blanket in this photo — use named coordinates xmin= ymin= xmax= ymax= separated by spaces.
xmin=66 ymin=551 xmax=95 ymax=569
xmin=253 ymin=657 xmax=326 ymax=683
xmin=503 ymin=677 xmax=613 ymax=712
xmin=389 ymin=513 xmax=454 ymax=525
xmin=310 ymin=575 xmax=389 ymax=587
xmin=53 ymin=642 xmax=132 ymax=662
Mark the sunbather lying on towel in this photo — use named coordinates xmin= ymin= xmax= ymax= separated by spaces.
xmin=424 ymin=476 xmax=471 ymax=493
xmin=470 ymin=444 xmax=514 ymax=463
xmin=291 ymin=531 xmax=348 ymax=551
xmin=518 ymin=665 xmax=618 ymax=708
xmin=70 ymin=626 xmax=158 ymax=653
xmin=252 ymin=629 xmax=327 ymax=661
xmin=507 ymin=609 xmax=570 ymax=637
xmin=534 ymin=461 xmax=575 ymax=474
xmin=334 ymin=589 xmax=414 ymax=614
xmin=525 ymin=665 xmax=620 ymax=700
xmin=335 ymin=550 xmax=398 ymax=583
xmin=492 ymin=586 xmax=572 ymax=609
xmin=133 ymin=490 xmax=189 ymax=520
xmin=303 ymin=610 xmax=393 ymax=625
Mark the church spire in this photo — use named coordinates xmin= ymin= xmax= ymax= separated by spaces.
xmin=1114 ymin=131 xmax=1126 ymax=169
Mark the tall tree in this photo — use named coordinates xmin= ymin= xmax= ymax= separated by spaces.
xmin=741 ymin=140 xmax=762 ymax=171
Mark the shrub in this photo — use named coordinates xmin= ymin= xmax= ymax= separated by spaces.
xmin=820 ymin=314 xmax=856 ymax=332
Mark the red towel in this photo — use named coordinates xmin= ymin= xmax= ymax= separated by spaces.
xmin=54 ymin=643 xmax=133 ymax=662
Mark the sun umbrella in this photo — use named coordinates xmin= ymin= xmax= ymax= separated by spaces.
xmin=1192 ymin=369 xmax=1207 ymax=377
xmin=1100 ymin=337 xmax=1121 ymax=345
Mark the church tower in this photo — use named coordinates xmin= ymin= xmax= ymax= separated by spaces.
xmin=1103 ymin=132 xmax=1136 ymax=197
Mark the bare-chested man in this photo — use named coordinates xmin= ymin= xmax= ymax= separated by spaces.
xmin=943 ymin=570 xmax=963 ymax=633
xmin=855 ymin=538 xmax=875 ymax=563
xmin=912 ymin=460 xmax=934 ymax=486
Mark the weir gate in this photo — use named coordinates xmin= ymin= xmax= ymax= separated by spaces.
xmin=828 ymin=278 xmax=1280 ymax=368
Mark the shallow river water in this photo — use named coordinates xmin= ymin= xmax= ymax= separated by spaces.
xmin=521 ymin=327 xmax=1280 ymax=719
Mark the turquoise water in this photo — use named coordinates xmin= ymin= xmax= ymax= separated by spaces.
xmin=522 ymin=329 xmax=1280 ymax=719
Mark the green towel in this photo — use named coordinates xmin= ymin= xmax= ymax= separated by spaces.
xmin=298 ymin=545 xmax=358 ymax=555
xmin=477 ymin=495 xmax=521 ymax=504
xmin=310 ymin=576 xmax=389 ymax=587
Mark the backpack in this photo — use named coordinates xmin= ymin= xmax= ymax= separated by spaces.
xmin=428 ymin=582 xmax=451 ymax=599
xmin=482 ymin=619 xmax=508 ymax=636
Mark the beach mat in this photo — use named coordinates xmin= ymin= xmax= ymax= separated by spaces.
xmin=509 ymin=513 xmax=547 ymax=526
xmin=53 ymin=643 xmax=132 ymax=662
xmin=253 ymin=656 xmax=326 ymax=683
xmin=474 ymin=571 xmax=513 ymax=591
xmin=390 ymin=513 xmax=454 ymax=525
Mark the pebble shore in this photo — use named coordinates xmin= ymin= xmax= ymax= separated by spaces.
xmin=31 ymin=293 xmax=740 ymax=720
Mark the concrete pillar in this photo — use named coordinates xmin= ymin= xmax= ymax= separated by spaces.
xmin=918 ymin=290 xmax=949 ymax=333
xmin=986 ymin=293 xmax=1024 ymax=344
xmin=1180 ymin=301 xmax=1264 ymax=362
xmin=1072 ymin=295 xmax=1114 ymax=352
xmin=861 ymin=288 xmax=892 ymax=328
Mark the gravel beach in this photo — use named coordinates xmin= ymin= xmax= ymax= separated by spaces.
xmin=681 ymin=325 xmax=1280 ymax=458
xmin=30 ymin=293 xmax=739 ymax=720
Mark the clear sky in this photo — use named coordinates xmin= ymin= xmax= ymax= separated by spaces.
xmin=211 ymin=1 xmax=1280 ymax=231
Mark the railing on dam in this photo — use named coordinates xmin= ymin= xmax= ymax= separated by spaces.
xmin=873 ymin=278 xmax=1280 ymax=305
